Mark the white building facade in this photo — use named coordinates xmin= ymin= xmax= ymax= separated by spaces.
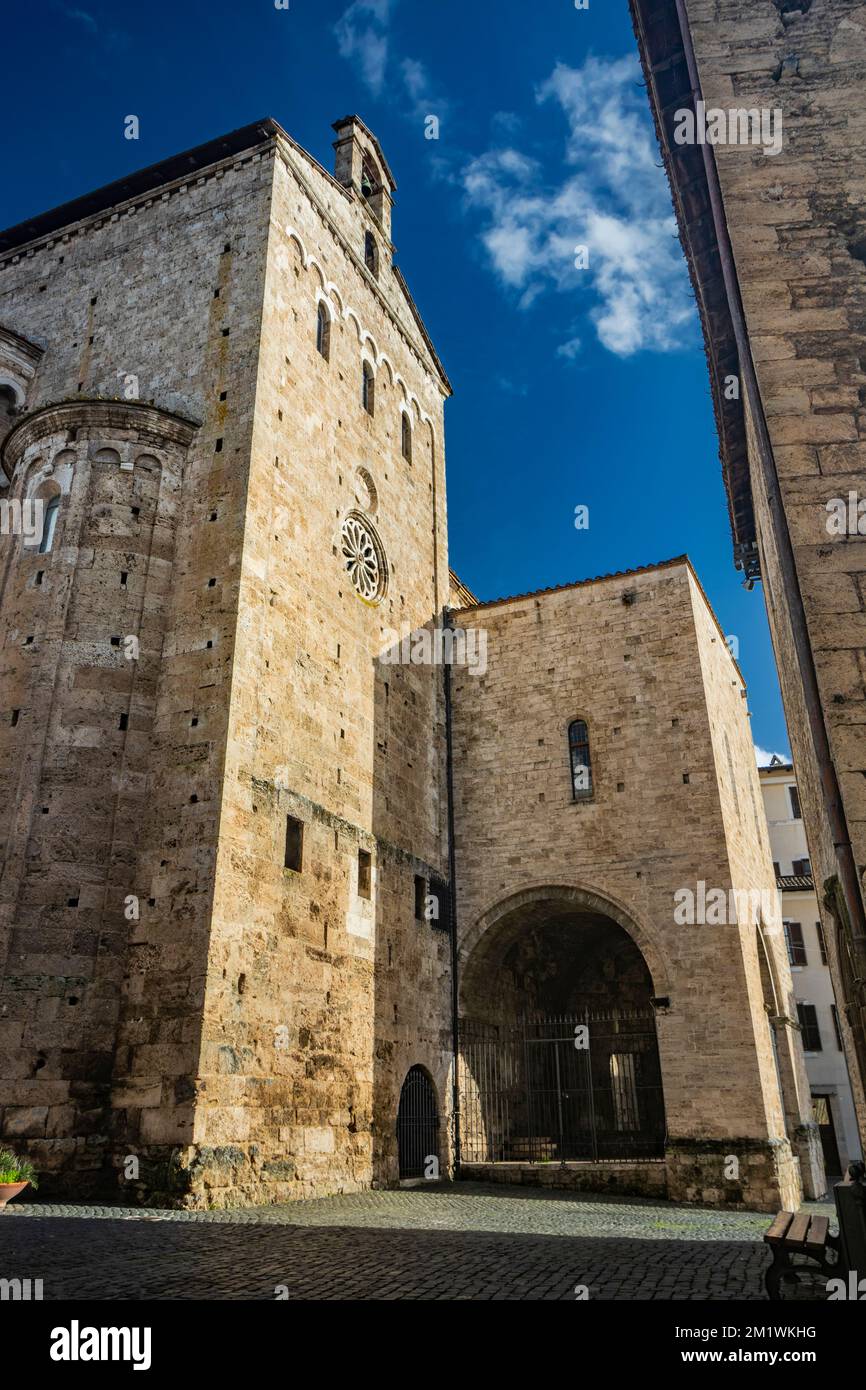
xmin=760 ymin=758 xmax=863 ymax=1175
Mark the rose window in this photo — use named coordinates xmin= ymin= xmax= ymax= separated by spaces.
xmin=341 ymin=512 xmax=387 ymax=603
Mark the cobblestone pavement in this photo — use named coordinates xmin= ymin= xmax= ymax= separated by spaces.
xmin=0 ymin=1183 xmax=835 ymax=1301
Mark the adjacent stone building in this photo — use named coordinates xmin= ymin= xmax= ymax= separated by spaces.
xmin=0 ymin=115 xmax=821 ymax=1210
xmin=451 ymin=559 xmax=821 ymax=1209
xmin=630 ymin=0 xmax=866 ymax=1148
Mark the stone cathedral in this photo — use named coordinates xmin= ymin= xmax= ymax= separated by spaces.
xmin=0 ymin=115 xmax=822 ymax=1211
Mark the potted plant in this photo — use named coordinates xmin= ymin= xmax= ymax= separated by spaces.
xmin=0 ymin=1149 xmax=38 ymax=1208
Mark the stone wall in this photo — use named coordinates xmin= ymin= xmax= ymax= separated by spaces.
xmin=450 ymin=559 xmax=814 ymax=1209
xmin=687 ymin=565 xmax=823 ymax=1194
xmin=0 ymin=143 xmax=274 ymax=1194
xmin=679 ymin=0 xmax=866 ymax=1148
xmin=182 ymin=130 xmax=454 ymax=1206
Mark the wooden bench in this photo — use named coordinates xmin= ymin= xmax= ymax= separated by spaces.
xmin=764 ymin=1164 xmax=866 ymax=1300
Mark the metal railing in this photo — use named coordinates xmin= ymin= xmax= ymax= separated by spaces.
xmin=458 ymin=1010 xmax=666 ymax=1164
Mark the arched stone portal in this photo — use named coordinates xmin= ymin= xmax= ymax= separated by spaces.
xmin=458 ymin=887 xmax=667 ymax=1166
xmin=396 ymin=1066 xmax=440 ymax=1179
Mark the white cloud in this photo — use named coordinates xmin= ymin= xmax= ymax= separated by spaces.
xmin=557 ymin=335 xmax=582 ymax=360
xmin=66 ymin=7 xmax=98 ymax=31
xmin=461 ymin=55 xmax=696 ymax=357
xmin=491 ymin=111 xmax=523 ymax=137
xmin=334 ymin=3 xmax=450 ymax=126
xmin=401 ymin=56 xmax=451 ymax=125
xmin=755 ymin=746 xmax=790 ymax=767
xmin=334 ymin=0 xmax=393 ymax=97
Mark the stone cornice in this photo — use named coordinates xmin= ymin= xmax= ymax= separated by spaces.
xmin=0 ymin=120 xmax=280 ymax=263
xmin=1 ymin=398 xmax=199 ymax=480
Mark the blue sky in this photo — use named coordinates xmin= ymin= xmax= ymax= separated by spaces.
xmin=2 ymin=0 xmax=790 ymax=758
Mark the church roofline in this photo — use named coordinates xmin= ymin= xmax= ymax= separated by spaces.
xmin=448 ymin=568 xmax=478 ymax=607
xmin=451 ymin=553 xmax=746 ymax=686
xmin=0 ymin=119 xmax=281 ymax=256
xmin=451 ymin=554 xmax=690 ymax=612
xmin=0 ymin=115 xmax=452 ymax=398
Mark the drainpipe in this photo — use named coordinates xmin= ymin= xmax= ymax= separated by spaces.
xmin=670 ymin=0 xmax=866 ymax=991
xmin=442 ymin=605 xmax=461 ymax=1174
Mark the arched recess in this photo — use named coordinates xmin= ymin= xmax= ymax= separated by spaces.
xmin=396 ymin=1064 xmax=440 ymax=1179
xmin=459 ymin=882 xmax=671 ymax=1017
xmin=0 ymin=325 xmax=44 ymax=453
xmin=458 ymin=884 xmax=669 ymax=1164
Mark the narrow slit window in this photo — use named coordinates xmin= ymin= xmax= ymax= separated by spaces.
xmin=568 ymin=719 xmax=593 ymax=800
xmin=362 ymin=360 xmax=375 ymax=416
xmin=414 ymin=874 xmax=426 ymax=921
xmin=364 ymin=231 xmax=379 ymax=278
xmin=401 ymin=412 xmax=412 ymax=462
xmin=358 ymin=849 xmax=372 ymax=899
xmin=284 ymin=816 xmax=303 ymax=872
xmin=316 ymin=301 xmax=331 ymax=361
xmin=38 ymin=495 xmax=61 ymax=554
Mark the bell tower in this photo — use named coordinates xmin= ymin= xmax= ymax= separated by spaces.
xmin=332 ymin=114 xmax=395 ymax=242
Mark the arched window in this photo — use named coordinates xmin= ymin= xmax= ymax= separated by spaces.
xmin=364 ymin=231 xmax=379 ymax=279
xmin=316 ymin=301 xmax=331 ymax=361
xmin=568 ymin=719 xmax=593 ymax=800
xmin=362 ymin=360 xmax=375 ymax=417
xmin=38 ymin=494 xmax=61 ymax=554
xmin=396 ymin=1065 xmax=439 ymax=1179
xmin=401 ymin=411 xmax=412 ymax=462
xmin=361 ymin=160 xmax=376 ymax=201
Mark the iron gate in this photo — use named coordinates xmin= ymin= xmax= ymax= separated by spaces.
xmin=459 ymin=1010 xmax=665 ymax=1163
xmin=397 ymin=1065 xmax=440 ymax=1178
